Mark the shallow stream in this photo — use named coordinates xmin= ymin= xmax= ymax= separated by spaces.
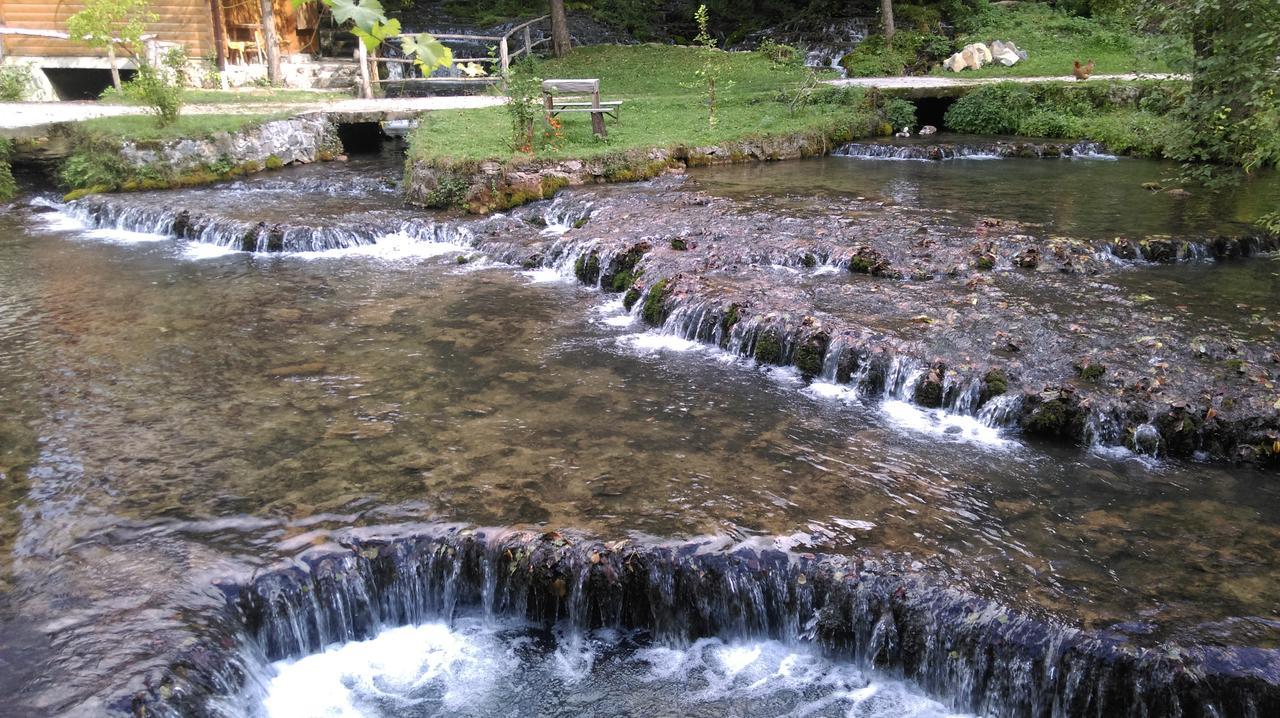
xmin=0 ymin=148 xmax=1277 ymax=716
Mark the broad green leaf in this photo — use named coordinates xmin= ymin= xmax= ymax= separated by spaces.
xmin=401 ymin=33 xmax=453 ymax=73
xmin=329 ymin=0 xmax=385 ymax=33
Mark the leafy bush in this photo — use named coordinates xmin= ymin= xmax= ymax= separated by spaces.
xmin=881 ymin=98 xmax=918 ymax=130
xmin=60 ymin=135 xmax=131 ymax=190
xmin=1018 ymin=110 xmax=1078 ymax=137
xmin=121 ymin=48 xmax=187 ymax=126
xmin=755 ymin=38 xmax=799 ymax=66
xmin=0 ymin=138 xmax=17 ymax=201
xmin=944 ymin=83 xmax=1035 ymax=134
xmin=0 ymin=65 xmax=34 ymax=101
xmin=504 ymin=60 xmax=542 ymax=153
xmin=840 ymin=31 xmax=952 ymax=78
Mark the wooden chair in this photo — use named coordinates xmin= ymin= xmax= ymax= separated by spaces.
xmin=229 ymin=27 xmax=265 ymax=65
xmin=542 ymin=79 xmax=622 ymax=138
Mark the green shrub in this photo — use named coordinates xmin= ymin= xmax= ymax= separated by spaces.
xmin=120 ymin=49 xmax=187 ymax=127
xmin=60 ymin=135 xmax=131 ymax=190
xmin=756 ymin=38 xmax=799 ymax=66
xmin=0 ymin=138 xmax=16 ymax=201
xmin=1019 ymin=110 xmax=1078 ymax=137
xmin=944 ymin=83 xmax=1036 ymax=134
xmin=881 ymin=98 xmax=918 ymax=131
xmin=0 ymin=65 xmax=33 ymax=101
xmin=504 ymin=59 xmax=542 ymax=153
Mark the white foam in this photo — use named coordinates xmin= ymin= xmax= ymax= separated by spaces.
xmin=261 ymin=621 xmax=511 ymax=718
xmin=804 ymin=380 xmax=862 ymax=403
xmin=36 ymin=208 xmax=171 ymax=243
xmin=880 ymin=399 xmax=1014 ymax=449
xmin=181 ymin=242 xmax=243 ymax=260
xmin=521 ymin=267 xmax=570 ymax=283
xmin=257 ymin=624 xmax=972 ymax=718
xmin=591 ymin=297 xmax=636 ymax=328
xmin=616 ymin=332 xmax=704 ymax=353
xmin=286 ymin=231 xmax=467 ymax=261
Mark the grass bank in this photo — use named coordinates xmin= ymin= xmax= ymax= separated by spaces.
xmin=76 ymin=114 xmax=278 ymax=142
xmin=408 ymin=44 xmax=881 ymax=167
xmin=842 ymin=2 xmax=1184 ymax=79
xmin=940 ymin=79 xmax=1186 ymax=158
xmin=101 ymin=88 xmax=351 ymax=107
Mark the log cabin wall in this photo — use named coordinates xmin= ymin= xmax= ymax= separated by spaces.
xmin=0 ymin=0 xmax=216 ymax=58
xmin=219 ymin=0 xmax=316 ymax=57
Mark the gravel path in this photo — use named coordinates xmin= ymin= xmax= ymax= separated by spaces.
xmin=0 ymin=95 xmax=505 ymax=130
xmin=825 ymin=72 xmax=1186 ymax=89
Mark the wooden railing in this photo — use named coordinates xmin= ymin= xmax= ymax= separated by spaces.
xmin=355 ymin=15 xmax=551 ymax=98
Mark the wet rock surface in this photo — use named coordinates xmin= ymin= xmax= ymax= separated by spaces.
xmin=138 ymin=526 xmax=1280 ymax=718
xmin=466 ymin=177 xmax=1280 ymax=467
xmin=61 ymin=163 xmax=1280 ymax=465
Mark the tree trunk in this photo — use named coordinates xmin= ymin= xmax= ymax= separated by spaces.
xmin=881 ymin=0 xmax=896 ymax=48
xmin=259 ymin=0 xmax=282 ymax=85
xmin=550 ymin=0 xmax=571 ymax=58
xmin=107 ymin=44 xmax=122 ymax=91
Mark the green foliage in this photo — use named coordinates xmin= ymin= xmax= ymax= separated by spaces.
xmin=121 ymin=47 xmax=187 ymax=126
xmin=0 ymin=138 xmax=16 ymax=202
xmin=1018 ymin=109 xmax=1077 ymax=137
xmin=300 ymin=0 xmax=452 ymax=73
xmin=689 ymin=5 xmax=733 ymax=128
xmin=755 ymin=39 xmax=799 ymax=66
xmin=841 ymin=30 xmax=953 ymax=78
xmin=938 ymin=2 xmax=1183 ymax=78
xmin=0 ymin=65 xmax=34 ymax=101
xmin=944 ymin=83 xmax=1035 ymax=134
xmin=66 ymin=0 xmax=156 ymax=57
xmin=1139 ymin=0 xmax=1280 ymax=183
xmin=880 ymin=97 xmax=917 ymax=131
xmin=60 ymin=136 xmax=131 ymax=190
xmin=406 ymin=45 xmax=869 ymax=166
xmin=504 ymin=60 xmax=542 ymax=153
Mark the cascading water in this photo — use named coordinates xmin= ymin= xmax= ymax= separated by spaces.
xmin=143 ymin=529 xmax=1280 ymax=718
xmin=834 ymin=140 xmax=1115 ymax=161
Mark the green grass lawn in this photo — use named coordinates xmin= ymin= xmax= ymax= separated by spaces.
xmin=101 ymin=87 xmax=351 ymax=106
xmin=78 ymin=114 xmax=280 ymax=142
xmin=934 ymin=3 xmax=1186 ymax=78
xmin=408 ymin=44 xmax=867 ymax=166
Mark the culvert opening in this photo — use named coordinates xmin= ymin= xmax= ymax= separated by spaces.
xmin=336 ymin=121 xmax=387 ymax=154
xmin=42 ymin=67 xmax=135 ymax=100
xmin=916 ymin=96 xmax=956 ymax=130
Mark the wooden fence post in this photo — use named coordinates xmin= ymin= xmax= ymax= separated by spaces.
xmin=499 ymin=36 xmax=510 ymax=91
xmin=523 ymin=26 xmax=532 ymax=57
xmin=357 ymin=41 xmax=372 ymax=98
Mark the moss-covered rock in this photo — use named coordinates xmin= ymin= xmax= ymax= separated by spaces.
xmin=754 ymin=329 xmax=785 ymax=365
xmin=623 ymin=287 xmax=641 ymax=311
xmin=913 ymin=367 xmax=945 ymax=407
xmin=640 ymin=278 xmax=671 ymax=326
xmin=794 ymin=331 xmax=830 ymax=379
xmin=601 ymin=243 xmax=649 ymax=293
xmin=574 ymin=251 xmax=602 ymax=285
xmin=980 ymin=368 xmax=1009 ymax=404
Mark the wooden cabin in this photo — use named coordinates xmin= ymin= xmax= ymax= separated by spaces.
xmin=0 ymin=0 xmax=327 ymax=98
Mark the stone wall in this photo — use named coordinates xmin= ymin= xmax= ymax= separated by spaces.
xmin=116 ymin=114 xmax=343 ymax=174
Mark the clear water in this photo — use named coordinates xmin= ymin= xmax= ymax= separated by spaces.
xmin=1 ymin=154 xmax=1277 ymax=715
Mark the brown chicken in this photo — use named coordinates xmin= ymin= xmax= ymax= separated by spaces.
xmin=1073 ymin=59 xmax=1095 ymax=81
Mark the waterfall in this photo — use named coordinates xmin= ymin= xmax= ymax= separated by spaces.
xmin=140 ymin=528 xmax=1280 ymax=718
xmin=833 ymin=140 xmax=1118 ymax=162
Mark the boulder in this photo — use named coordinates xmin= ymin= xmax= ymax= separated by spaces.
xmin=990 ymin=40 xmax=1025 ymax=67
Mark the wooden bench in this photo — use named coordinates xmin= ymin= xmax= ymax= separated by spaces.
xmin=542 ymin=78 xmax=622 ymax=138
